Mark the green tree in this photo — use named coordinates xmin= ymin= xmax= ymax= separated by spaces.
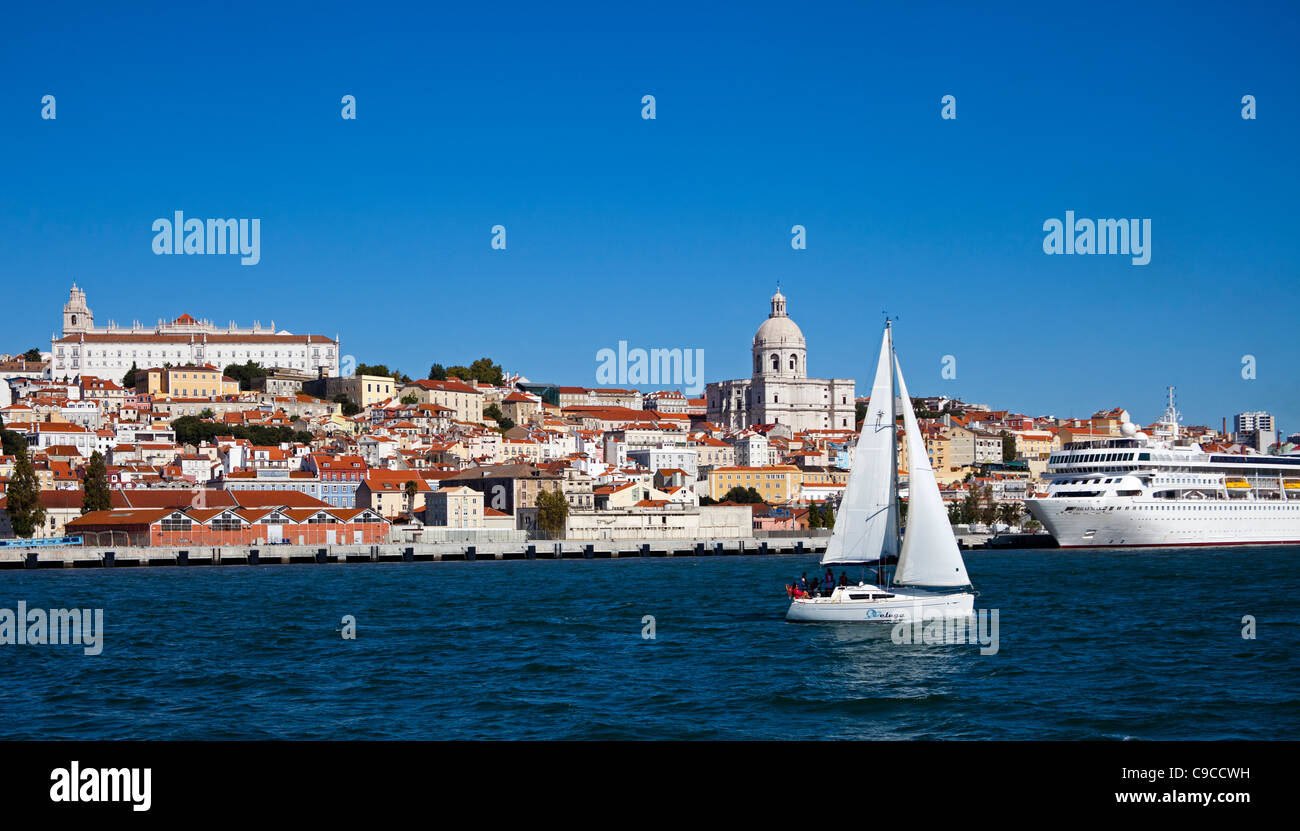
xmin=721 ymin=486 xmax=765 ymax=504
xmin=855 ymin=401 xmax=867 ymax=426
xmin=807 ymin=502 xmax=823 ymax=528
xmin=428 ymin=363 xmax=447 ymax=381
xmin=998 ymin=500 xmax=1023 ymax=527
xmin=223 ymin=361 xmax=267 ymax=391
xmin=468 ymin=357 xmax=503 ymax=386
xmin=404 ymin=480 xmax=418 ymax=512
xmin=122 ymin=361 xmax=139 ymax=389
xmin=959 ymin=483 xmax=981 ymax=524
xmin=333 ymin=394 xmax=360 ymax=417
xmin=7 ymin=445 xmax=46 ymax=538
xmin=199 ymin=407 xmax=216 ymax=420
xmin=483 ymin=403 xmax=514 ymax=432
xmin=1 ymin=416 xmax=25 ymax=458
xmin=356 ymin=364 xmax=410 ymax=384
xmin=445 ymin=357 xmax=503 ymax=386
xmin=536 ymin=488 xmax=569 ymax=535
xmin=81 ymin=451 xmax=111 ymax=514
xmin=822 ymin=500 xmax=835 ymax=530
xmin=171 ymin=415 xmax=305 ymax=447
xmin=977 ymin=485 xmax=998 ymax=525
xmin=354 ymin=363 xmax=392 ymax=378
xmin=22 ymin=348 xmax=41 ymax=362
xmin=1000 ymin=430 xmax=1016 ymax=463
xmin=400 ymin=394 xmax=418 ymax=405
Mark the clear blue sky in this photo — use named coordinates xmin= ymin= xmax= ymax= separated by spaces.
xmin=2 ymin=1 xmax=1297 ymax=434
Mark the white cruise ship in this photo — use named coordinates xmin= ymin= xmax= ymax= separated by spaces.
xmin=1027 ymin=391 xmax=1300 ymax=548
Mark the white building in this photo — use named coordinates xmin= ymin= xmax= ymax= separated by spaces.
xmin=25 ymin=422 xmax=96 ymax=457
xmin=50 ymin=284 xmax=340 ymax=382
xmin=626 ymin=447 xmax=699 ymax=480
xmin=1234 ymin=411 xmax=1275 ymax=434
xmin=734 ymin=433 xmax=771 ymax=467
xmin=706 ymin=289 xmax=855 ymax=432
xmin=424 ymin=486 xmax=485 ymax=529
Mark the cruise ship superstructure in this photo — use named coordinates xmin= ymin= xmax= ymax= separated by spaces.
xmin=1026 ymin=390 xmax=1300 ymax=548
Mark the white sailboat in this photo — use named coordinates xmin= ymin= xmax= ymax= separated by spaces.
xmin=786 ymin=322 xmax=975 ymax=623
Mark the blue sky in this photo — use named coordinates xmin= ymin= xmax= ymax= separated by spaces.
xmin=2 ymin=1 xmax=1297 ymax=434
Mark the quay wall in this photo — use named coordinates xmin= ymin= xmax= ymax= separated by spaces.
xmin=0 ymin=536 xmax=830 ymax=569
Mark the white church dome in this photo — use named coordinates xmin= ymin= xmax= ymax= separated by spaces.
xmin=753 ymin=289 xmax=806 ymax=348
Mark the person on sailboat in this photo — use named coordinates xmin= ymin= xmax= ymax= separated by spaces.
xmin=839 ymin=572 xmax=849 ymax=587
xmin=824 ymin=568 xmax=835 ymax=592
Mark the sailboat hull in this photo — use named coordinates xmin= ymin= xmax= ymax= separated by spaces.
xmin=786 ymin=586 xmax=974 ymax=623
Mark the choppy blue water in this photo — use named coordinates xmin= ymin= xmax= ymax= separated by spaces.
xmin=1 ymin=547 xmax=1296 ymax=739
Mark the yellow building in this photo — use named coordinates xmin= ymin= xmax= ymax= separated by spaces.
xmin=1011 ymin=429 xmax=1059 ymax=461
xmin=168 ymin=365 xmax=223 ymax=398
xmin=709 ymin=465 xmax=801 ymax=502
xmin=135 ymin=367 xmax=167 ymax=395
xmin=136 ymin=364 xmax=228 ymax=398
xmin=799 ymin=466 xmax=849 ymax=488
xmin=398 ymin=378 xmax=484 ymax=424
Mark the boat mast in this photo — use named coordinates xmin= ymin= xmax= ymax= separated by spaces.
xmin=886 ymin=319 xmax=900 ymax=584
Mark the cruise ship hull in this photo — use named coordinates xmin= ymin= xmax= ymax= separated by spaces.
xmin=1027 ymin=498 xmax=1300 ymax=548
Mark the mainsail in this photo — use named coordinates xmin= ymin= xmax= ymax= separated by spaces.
xmin=821 ymin=326 xmax=899 ymax=565
xmin=892 ymin=352 xmax=972 ymax=587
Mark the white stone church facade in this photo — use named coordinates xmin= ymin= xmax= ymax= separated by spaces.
xmin=706 ymin=290 xmax=855 ymax=431
xmin=49 ymin=284 xmax=340 ymax=383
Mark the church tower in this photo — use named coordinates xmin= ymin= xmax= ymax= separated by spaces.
xmin=751 ymin=287 xmax=807 ymax=380
xmin=62 ymin=284 xmax=94 ymax=335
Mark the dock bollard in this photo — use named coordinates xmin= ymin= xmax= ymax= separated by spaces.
xmin=796 ymin=540 xmax=804 ymax=555
xmin=403 ymin=547 xmax=414 ymax=562
xmin=315 ymin=548 xmax=327 ymax=563
xmin=178 ymin=550 xmax=189 ymax=565
xmin=104 ymin=551 xmax=115 ymax=568
xmin=249 ymin=549 xmax=259 ymax=566
xmin=526 ymin=545 xmax=536 ymax=560
xmin=25 ymin=552 xmax=38 ymax=569
xmin=584 ymin=544 xmax=594 ymax=559
xmin=466 ymin=546 xmax=476 ymax=561
xmin=715 ymin=542 xmax=723 ymax=555
xmin=641 ymin=543 xmax=650 ymax=556
xmin=695 ymin=542 xmax=704 ymax=556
